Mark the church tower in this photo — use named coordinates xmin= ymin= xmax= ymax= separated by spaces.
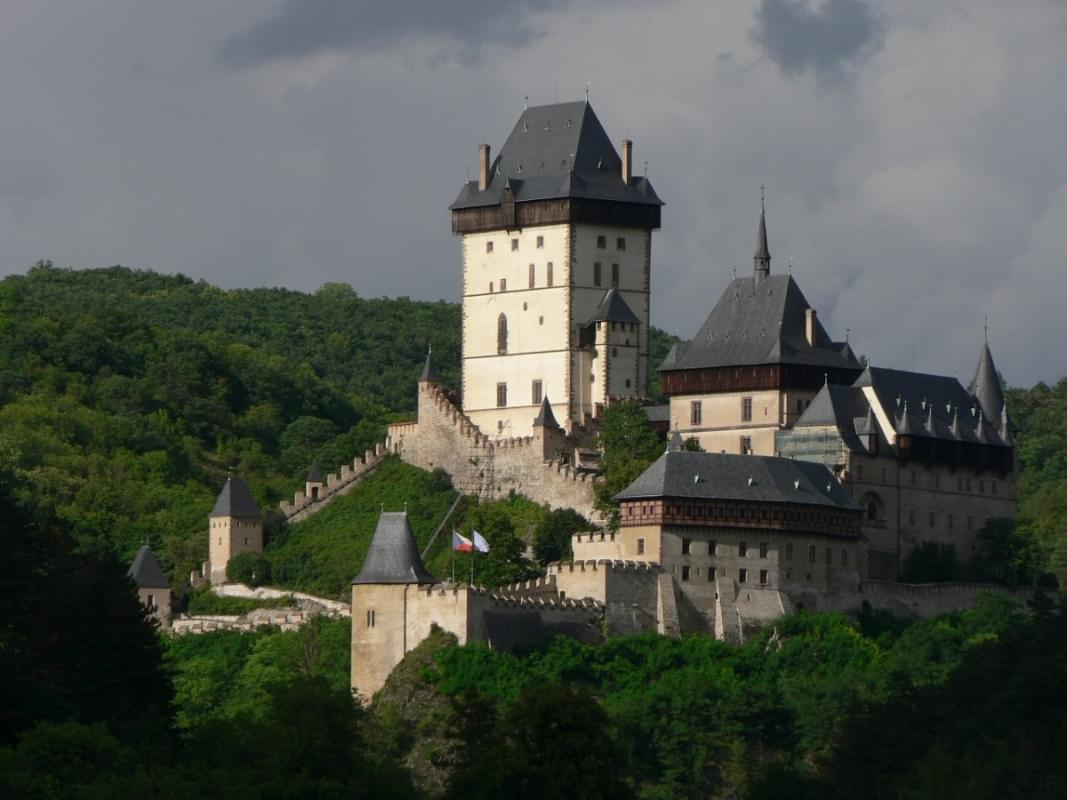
xmin=450 ymin=101 xmax=663 ymax=438
xmin=207 ymin=476 xmax=263 ymax=584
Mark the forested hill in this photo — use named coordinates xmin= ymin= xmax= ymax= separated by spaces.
xmin=0 ymin=263 xmax=675 ymax=581
xmin=0 ymin=263 xmax=466 ymax=577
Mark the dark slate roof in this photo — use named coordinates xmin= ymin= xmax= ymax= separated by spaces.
xmin=210 ymin=477 xmax=263 ymax=518
xmin=643 ymin=404 xmax=670 ymax=423
xmin=968 ymin=339 xmax=1005 ymax=422
xmin=755 ymin=205 xmax=771 ymax=262
xmin=451 ymin=101 xmax=663 ymax=210
xmin=854 ymin=366 xmax=1007 ymax=446
xmin=128 ymin=545 xmax=170 ymax=589
xmin=658 ymin=342 xmax=687 ymax=370
xmin=587 ymin=288 xmax=640 ymax=325
xmin=532 ymin=395 xmax=561 ymax=429
xmin=419 ymin=349 xmax=443 ymax=383
xmin=662 ymin=274 xmax=861 ymax=371
xmin=614 ymin=450 xmax=860 ymax=511
xmin=307 ymin=463 xmax=323 ymax=483
xmin=353 ymin=512 xmax=437 ymax=585
xmin=789 ymin=383 xmax=870 ymax=453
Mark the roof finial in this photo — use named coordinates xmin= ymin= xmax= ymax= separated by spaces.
xmin=754 ymin=191 xmax=771 ymax=283
xmin=585 ymin=81 xmax=590 ymax=103
xmin=760 ymin=183 xmax=766 ymax=211
xmin=984 ymin=314 xmax=988 ymax=343
xmin=524 ymin=90 xmax=528 ymax=110
xmin=845 ymin=328 xmax=850 ymax=344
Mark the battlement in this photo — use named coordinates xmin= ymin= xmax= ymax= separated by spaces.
xmin=547 ymin=558 xmax=662 ymax=574
xmin=280 ymin=444 xmax=389 ymax=522
xmin=573 ymin=531 xmax=617 ymax=545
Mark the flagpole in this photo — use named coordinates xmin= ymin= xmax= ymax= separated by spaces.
xmin=470 ymin=544 xmax=475 ymax=586
xmin=451 ymin=529 xmax=455 ymax=584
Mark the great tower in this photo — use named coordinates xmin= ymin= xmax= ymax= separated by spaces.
xmin=450 ymin=101 xmax=663 ymax=438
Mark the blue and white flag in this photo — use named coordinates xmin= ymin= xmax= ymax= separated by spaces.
xmin=471 ymin=530 xmax=490 ymax=553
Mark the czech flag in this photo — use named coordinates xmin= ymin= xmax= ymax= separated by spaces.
xmin=452 ymin=531 xmax=473 ymax=552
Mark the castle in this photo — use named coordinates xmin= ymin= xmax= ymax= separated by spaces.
xmin=139 ymin=100 xmax=1021 ymax=700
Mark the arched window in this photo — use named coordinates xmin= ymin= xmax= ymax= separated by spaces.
xmin=808 ymin=544 xmax=816 ymax=563
xmin=785 ymin=542 xmax=794 ymax=561
xmin=497 ymin=314 xmax=508 ymax=354
xmin=860 ymin=492 xmax=886 ymax=523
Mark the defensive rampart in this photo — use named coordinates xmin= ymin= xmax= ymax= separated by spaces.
xmin=388 ymin=383 xmax=601 ymax=520
xmin=279 ymin=444 xmax=389 ymax=522
xmin=860 ymin=579 xmax=1031 ymax=617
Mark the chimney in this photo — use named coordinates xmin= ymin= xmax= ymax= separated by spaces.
xmin=478 ymin=144 xmax=491 ymax=191
xmin=621 ymin=139 xmax=632 ymax=185
xmin=805 ymin=308 xmax=817 ymax=346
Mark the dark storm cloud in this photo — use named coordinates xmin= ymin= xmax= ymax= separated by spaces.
xmin=218 ymin=0 xmax=570 ymax=67
xmin=752 ymin=0 xmax=885 ymax=79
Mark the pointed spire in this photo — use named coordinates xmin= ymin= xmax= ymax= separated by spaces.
xmin=949 ymin=405 xmax=961 ymax=439
xmin=968 ymin=331 xmax=1005 ymax=422
xmin=532 ymin=395 xmax=561 ymax=430
xmin=999 ymin=405 xmax=1013 ymax=446
xmin=896 ymin=401 xmax=912 ymax=436
xmin=754 ymin=188 xmax=771 ymax=283
xmin=667 ymin=429 xmax=684 ymax=453
xmin=925 ymin=404 xmax=936 ymax=435
xmin=210 ymin=476 xmax=262 ymax=519
xmin=128 ymin=545 xmax=170 ymax=589
xmin=419 ymin=345 xmax=442 ymax=384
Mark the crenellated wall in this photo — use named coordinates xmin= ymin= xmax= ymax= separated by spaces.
xmin=279 ymin=444 xmax=389 ymax=522
xmin=387 ymin=381 xmax=601 ymax=520
xmin=860 ymin=579 xmax=1031 ymax=618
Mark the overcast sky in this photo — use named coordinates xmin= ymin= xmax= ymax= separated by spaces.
xmin=2 ymin=1 xmax=1064 ymax=387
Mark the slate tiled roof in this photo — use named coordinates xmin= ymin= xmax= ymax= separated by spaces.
xmin=662 ymin=274 xmax=860 ymax=372
xmin=210 ymin=477 xmax=263 ymax=518
xmin=128 ymin=545 xmax=170 ymax=589
xmin=353 ymin=512 xmax=437 ymax=585
xmin=968 ymin=339 xmax=1005 ymax=422
xmin=614 ymin=450 xmax=860 ymax=511
xmin=533 ymin=395 xmax=561 ymax=429
xmin=451 ymin=101 xmax=663 ymax=210
xmin=307 ymin=463 xmax=323 ymax=483
xmin=642 ymin=404 xmax=670 ymax=423
xmin=587 ymin=288 xmax=640 ymax=325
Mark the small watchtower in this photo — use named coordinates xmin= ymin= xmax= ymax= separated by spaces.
xmin=351 ymin=512 xmax=437 ymax=698
xmin=208 ymin=476 xmax=263 ymax=584
xmin=305 ymin=463 xmax=325 ymax=501
xmin=128 ymin=544 xmax=172 ymax=627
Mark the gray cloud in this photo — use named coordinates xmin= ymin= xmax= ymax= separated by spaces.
xmin=752 ymin=0 xmax=886 ymax=80
xmin=218 ymin=0 xmax=568 ymax=67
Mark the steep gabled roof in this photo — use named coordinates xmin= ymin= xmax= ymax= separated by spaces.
xmin=664 ymin=274 xmax=860 ymax=371
xmin=128 ymin=545 xmax=170 ymax=590
xmin=587 ymin=288 xmax=640 ymax=325
xmin=353 ymin=512 xmax=436 ymax=585
xmin=614 ymin=450 xmax=860 ymax=512
xmin=307 ymin=463 xmax=323 ymax=483
xmin=451 ymin=101 xmax=663 ymax=210
xmin=210 ymin=477 xmax=263 ymax=518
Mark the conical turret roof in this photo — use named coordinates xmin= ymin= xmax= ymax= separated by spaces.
xmin=128 ymin=545 xmax=170 ymax=590
xmin=307 ymin=463 xmax=323 ymax=483
xmin=419 ymin=347 xmax=443 ymax=383
xmin=353 ymin=512 xmax=436 ymax=585
xmin=968 ymin=336 xmax=1005 ymax=422
xmin=210 ymin=477 xmax=262 ymax=518
xmin=532 ymin=395 xmax=561 ymax=429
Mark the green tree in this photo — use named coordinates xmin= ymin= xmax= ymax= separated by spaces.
xmin=594 ymin=400 xmax=663 ymax=528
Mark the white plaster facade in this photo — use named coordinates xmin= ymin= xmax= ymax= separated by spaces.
xmin=461 ymin=224 xmax=651 ymax=438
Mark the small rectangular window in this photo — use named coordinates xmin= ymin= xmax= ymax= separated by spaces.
xmin=691 ymin=400 xmax=702 ymax=425
xmin=486 ymin=241 xmax=494 ymax=253
xmin=759 ymin=569 xmax=768 ymax=585
xmin=929 ymin=511 xmax=936 ymax=528
xmin=529 ymin=264 xmax=535 ymax=289
xmin=496 ymin=382 xmax=507 ymax=408
xmin=741 ymin=397 xmax=753 ymax=422
xmin=500 ymin=278 xmax=507 ymax=291
xmin=616 ymin=236 xmax=626 ymax=251
xmin=759 ymin=542 xmax=767 ymax=558
xmin=739 ymin=541 xmax=748 ymax=557
xmin=785 ymin=543 xmax=793 ymax=560
xmin=594 ymin=262 xmax=602 ymax=286
xmin=536 ymin=235 xmax=544 ymax=248
xmin=709 ymin=540 xmax=717 ymax=557
xmin=681 ymin=566 xmax=691 ymax=581
xmin=739 ymin=568 xmax=748 ymax=583
xmin=636 ymin=538 xmax=645 ymax=555
xmin=740 ymin=436 xmax=752 ymax=455
xmin=809 ymin=544 xmax=816 ymax=563
xmin=531 ymin=379 xmax=542 ymax=405
xmin=366 ymin=610 xmax=375 ymax=628
xmin=596 ymin=234 xmax=607 ymax=249
xmin=611 ymin=263 xmax=619 ymax=287
xmin=681 ymin=538 xmax=691 ymax=555
xmin=547 ymin=262 xmax=554 ymax=287
xmin=511 ymin=238 xmax=519 ymax=251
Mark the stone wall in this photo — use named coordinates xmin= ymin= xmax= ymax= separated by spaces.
xmin=860 ymin=579 xmax=1030 ymax=618
xmin=548 ymin=559 xmax=662 ymax=635
xmin=388 ymin=382 xmax=601 ymax=520
xmin=280 ymin=444 xmax=389 ymax=522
